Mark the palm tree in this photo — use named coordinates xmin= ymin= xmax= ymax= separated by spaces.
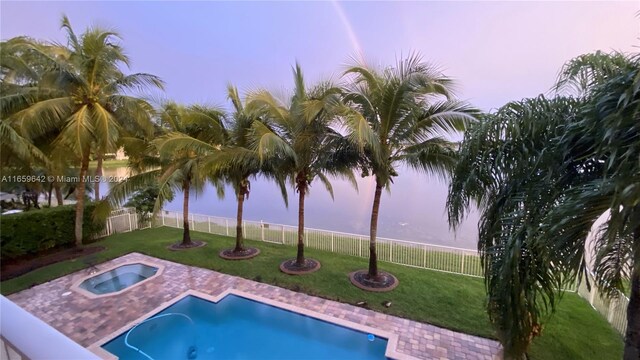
xmin=108 ymin=102 xmax=226 ymax=248
xmin=341 ymin=54 xmax=478 ymax=290
xmin=1 ymin=38 xmax=67 ymax=205
xmin=2 ymin=16 xmax=162 ymax=246
xmin=447 ymin=52 xmax=639 ymax=359
xmin=248 ymin=64 xmax=358 ymax=273
xmin=555 ymin=52 xmax=639 ymax=360
xmin=217 ymin=85 xmax=289 ymax=258
xmin=153 ymin=86 xmax=288 ymax=258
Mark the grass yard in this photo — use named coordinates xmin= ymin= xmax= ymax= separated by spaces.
xmin=1 ymin=227 xmax=623 ymax=359
xmin=88 ymin=159 xmax=129 ymax=169
xmin=178 ymin=217 xmax=485 ymax=276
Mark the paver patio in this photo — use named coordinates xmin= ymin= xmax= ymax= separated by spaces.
xmin=7 ymin=253 xmax=502 ymax=359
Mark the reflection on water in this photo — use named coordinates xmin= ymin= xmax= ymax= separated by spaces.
xmin=164 ymin=168 xmax=480 ymax=250
xmin=98 ymin=167 xmax=131 ymax=197
xmin=100 ymin=166 xmax=480 ymax=249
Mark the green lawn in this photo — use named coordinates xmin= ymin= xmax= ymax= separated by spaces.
xmin=0 ymin=227 xmax=623 ymax=359
xmin=88 ymin=159 xmax=129 ymax=169
xmin=187 ymin=219 xmax=485 ymax=275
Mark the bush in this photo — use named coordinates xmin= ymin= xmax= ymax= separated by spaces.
xmin=0 ymin=204 xmax=105 ymax=261
xmin=125 ymin=185 xmax=173 ymax=223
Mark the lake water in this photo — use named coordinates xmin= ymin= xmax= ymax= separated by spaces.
xmin=103 ymin=167 xmax=480 ymax=250
xmin=104 ymin=167 xmax=480 ymax=250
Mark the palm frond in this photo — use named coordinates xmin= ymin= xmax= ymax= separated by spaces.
xmin=250 ymin=120 xmax=296 ymax=164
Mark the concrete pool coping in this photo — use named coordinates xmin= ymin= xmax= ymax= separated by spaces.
xmin=8 ymin=253 xmax=502 ymax=359
xmin=89 ymin=289 xmax=405 ymax=360
xmin=70 ymin=260 xmax=165 ymax=299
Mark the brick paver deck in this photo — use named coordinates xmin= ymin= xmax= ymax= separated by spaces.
xmin=8 ymin=253 xmax=501 ymax=359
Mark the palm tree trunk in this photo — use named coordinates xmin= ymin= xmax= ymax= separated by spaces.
xmin=182 ymin=179 xmax=192 ymax=246
xmin=368 ymin=178 xmax=383 ymax=279
xmin=623 ymin=226 xmax=640 ymax=360
xmin=94 ymin=153 xmax=103 ymax=201
xmin=296 ymin=177 xmax=306 ymax=266
xmin=234 ymin=188 xmax=245 ymax=252
xmin=74 ymin=151 xmax=90 ymax=247
xmin=54 ymin=183 xmax=63 ymax=206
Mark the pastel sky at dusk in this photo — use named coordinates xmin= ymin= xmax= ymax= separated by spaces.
xmin=1 ymin=1 xmax=638 ymax=247
xmin=1 ymin=1 xmax=638 ymax=111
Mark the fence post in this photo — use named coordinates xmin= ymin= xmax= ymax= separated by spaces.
xmin=261 ymin=220 xmax=265 ymax=241
xmin=225 ymin=219 xmax=229 ymax=236
xmin=390 ymin=242 xmax=393 ymax=263
xmin=162 ymin=212 xmax=165 ymax=226
xmin=331 ymin=232 xmax=334 ymax=252
xmin=359 ymin=238 xmax=362 ymax=257
xmin=208 ymin=217 xmax=211 ymax=233
xmin=281 ymin=226 xmax=285 ymax=244
xmin=128 ymin=213 xmax=133 ymax=232
xmin=108 ymin=217 xmax=113 ymax=235
xmin=176 ymin=212 xmax=179 ymax=228
xmin=461 ymin=253 xmax=466 ymax=274
xmin=243 ymin=222 xmax=246 ymax=239
xmin=423 ymin=245 xmax=427 ymax=268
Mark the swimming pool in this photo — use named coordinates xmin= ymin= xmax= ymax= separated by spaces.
xmin=102 ymin=294 xmax=389 ymax=360
xmin=79 ymin=263 xmax=158 ymax=295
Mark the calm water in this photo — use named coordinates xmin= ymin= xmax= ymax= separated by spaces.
xmin=103 ymin=167 xmax=480 ymax=250
xmin=103 ymin=294 xmax=388 ymax=360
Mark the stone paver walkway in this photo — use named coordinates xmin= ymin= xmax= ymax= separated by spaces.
xmin=8 ymin=253 xmax=501 ymax=359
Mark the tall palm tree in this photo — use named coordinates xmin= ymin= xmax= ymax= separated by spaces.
xmin=109 ymin=102 xmax=226 ymax=248
xmin=154 ymin=86 xmax=289 ymax=258
xmin=447 ymin=52 xmax=639 ymax=359
xmin=248 ymin=64 xmax=358 ymax=273
xmin=2 ymin=16 xmax=163 ymax=246
xmin=342 ymin=54 xmax=478 ymax=289
xmin=218 ymin=85 xmax=268 ymax=257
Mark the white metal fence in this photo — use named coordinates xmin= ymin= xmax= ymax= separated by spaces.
xmin=577 ymin=271 xmax=630 ymax=335
xmin=101 ymin=208 xmax=629 ymax=336
xmin=155 ymin=210 xmax=484 ymax=277
xmin=96 ymin=207 xmax=150 ymax=238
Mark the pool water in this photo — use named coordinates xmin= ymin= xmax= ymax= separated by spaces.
xmin=103 ymin=295 xmax=389 ymax=360
xmin=79 ymin=264 xmax=158 ymax=295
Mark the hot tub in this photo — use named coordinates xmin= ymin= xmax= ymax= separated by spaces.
xmin=79 ymin=263 xmax=159 ymax=295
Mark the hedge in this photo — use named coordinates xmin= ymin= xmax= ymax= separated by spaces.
xmin=0 ymin=204 xmax=105 ymax=261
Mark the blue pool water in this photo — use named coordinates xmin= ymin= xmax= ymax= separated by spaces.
xmin=80 ymin=264 xmax=158 ymax=295
xmin=103 ymin=295 xmax=388 ymax=360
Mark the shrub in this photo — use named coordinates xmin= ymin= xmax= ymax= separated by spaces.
xmin=125 ymin=185 xmax=173 ymax=223
xmin=0 ymin=204 xmax=105 ymax=261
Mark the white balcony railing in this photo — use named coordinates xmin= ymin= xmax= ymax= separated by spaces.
xmin=0 ymin=296 xmax=99 ymax=360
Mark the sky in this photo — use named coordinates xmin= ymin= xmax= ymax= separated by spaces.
xmin=1 ymin=1 xmax=638 ymax=112
xmin=2 ymin=1 xmax=639 ymax=247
